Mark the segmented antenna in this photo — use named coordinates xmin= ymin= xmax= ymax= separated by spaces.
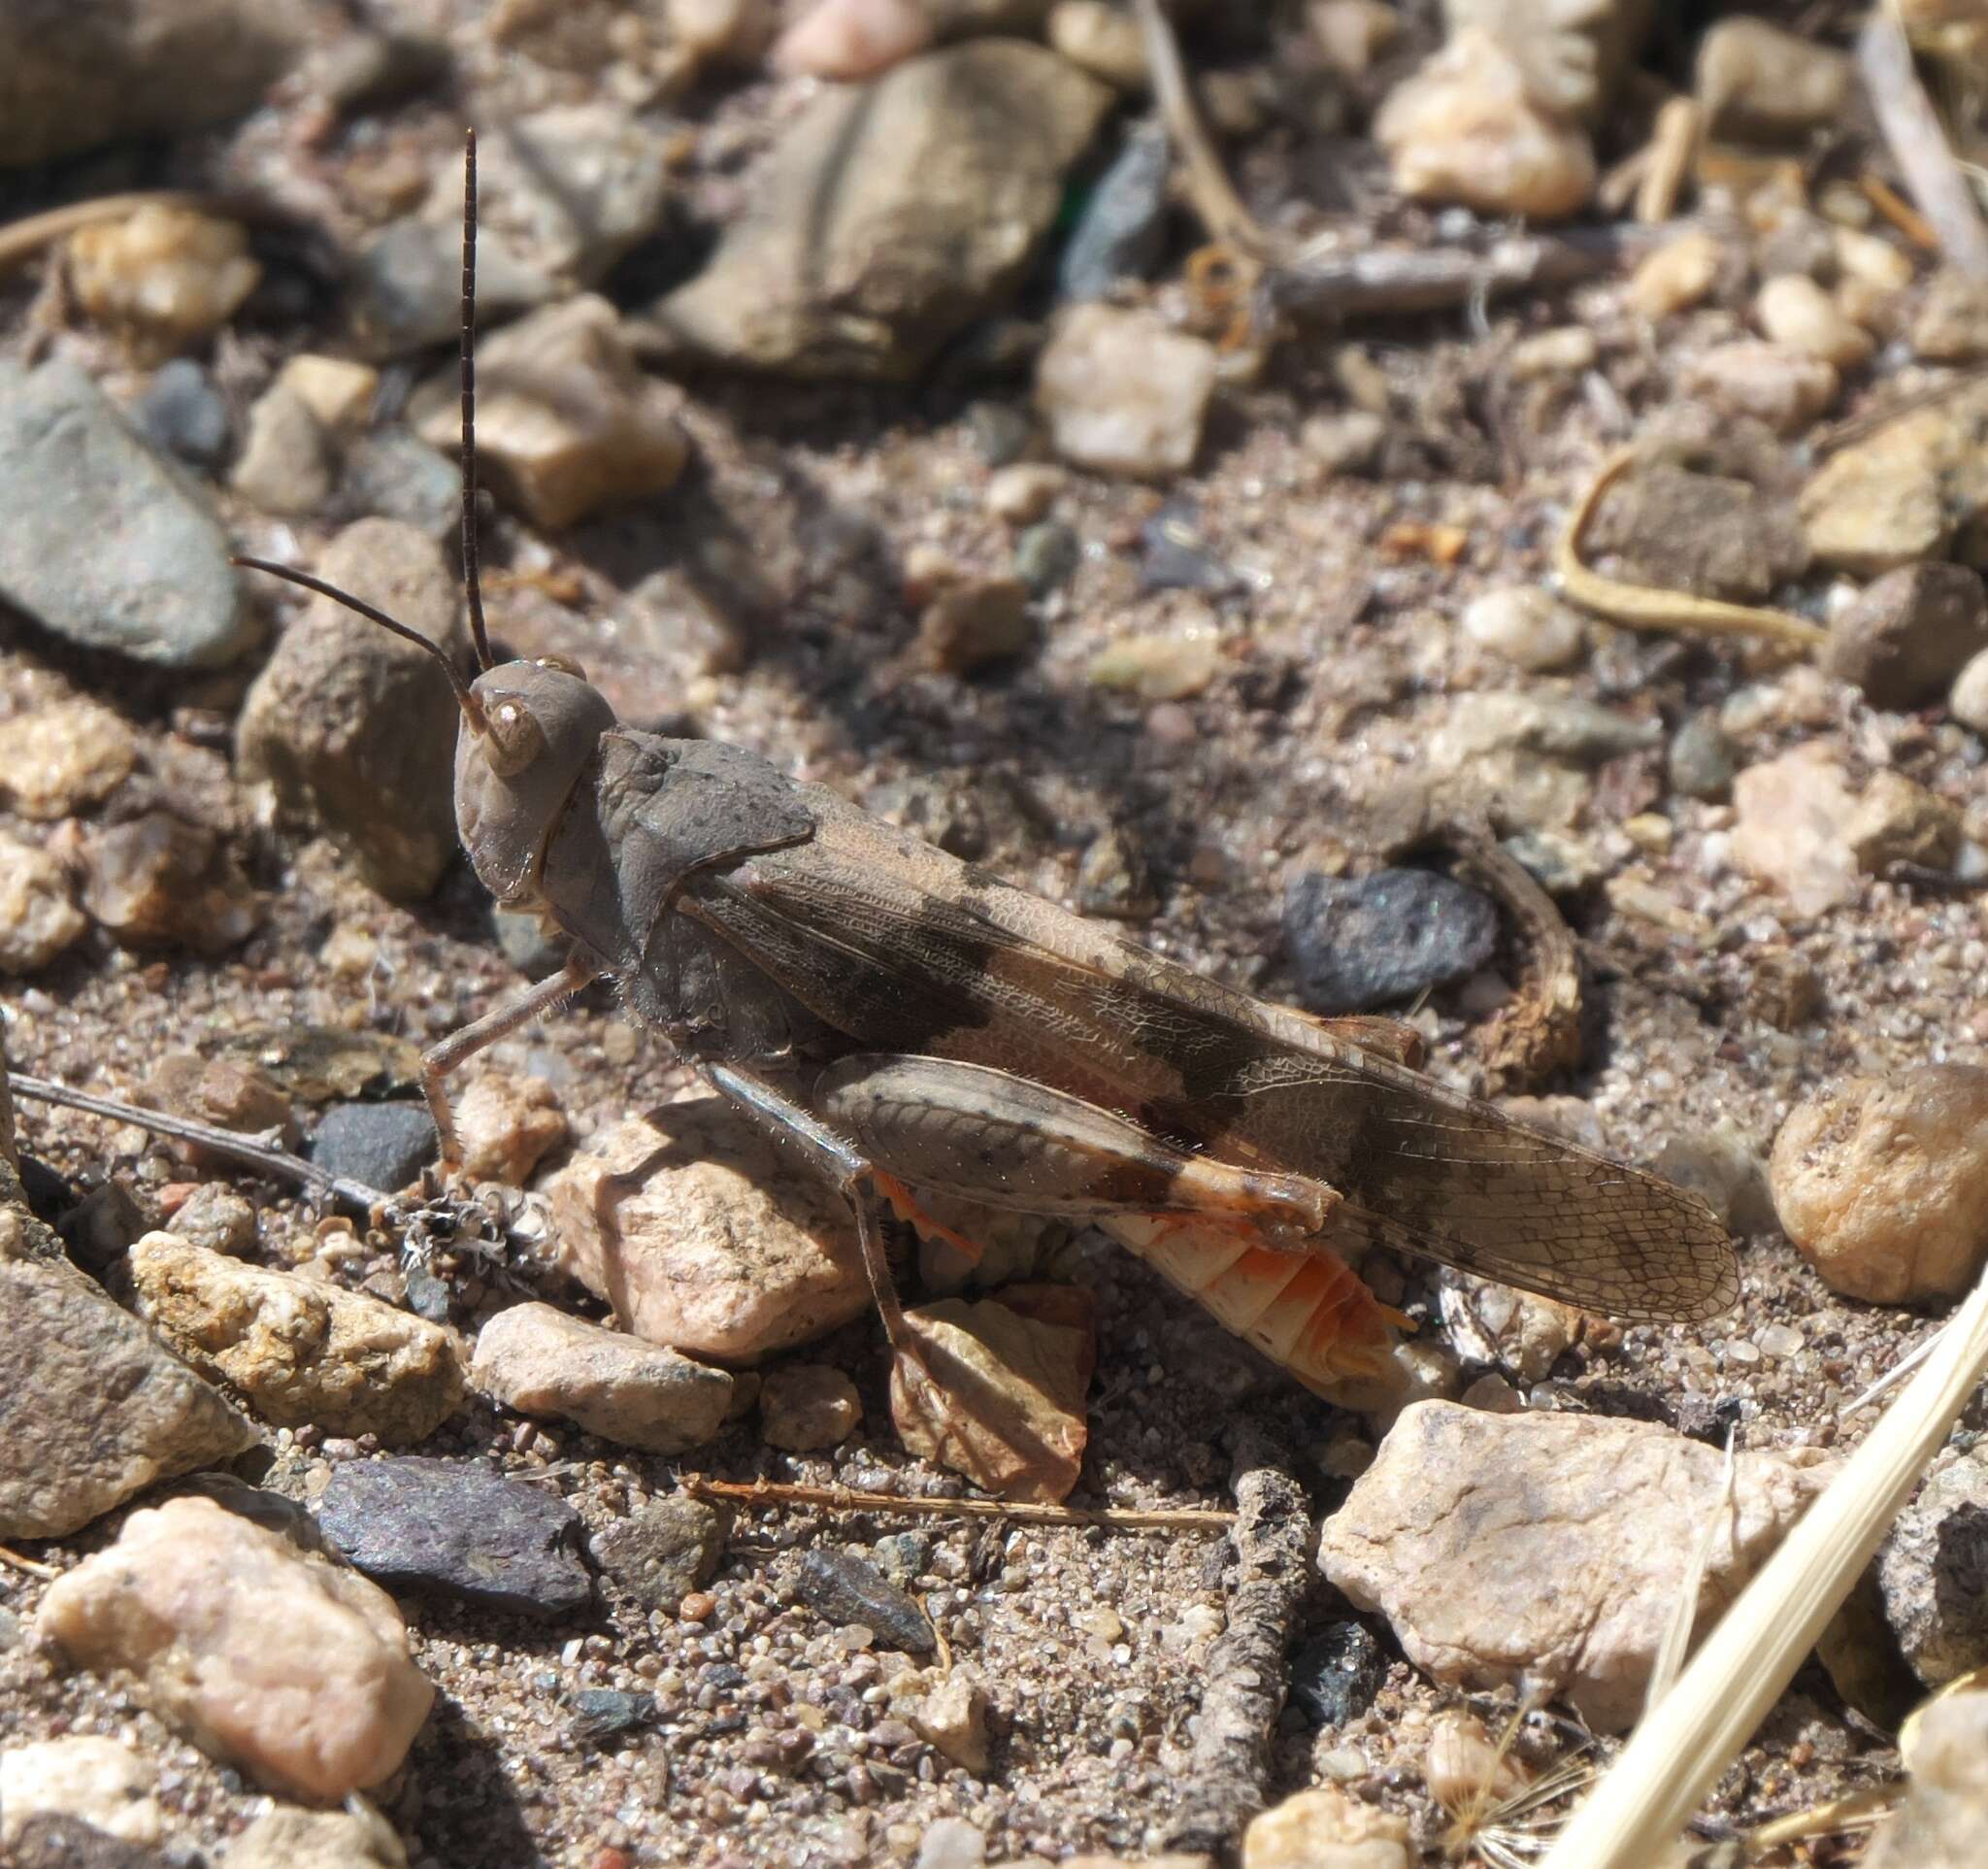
xmin=461 ymin=127 xmax=492 ymax=672
xmin=234 ymin=556 xmax=486 ymax=729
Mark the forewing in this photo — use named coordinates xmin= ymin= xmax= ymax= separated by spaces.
xmin=684 ymin=828 xmax=1738 ymax=1323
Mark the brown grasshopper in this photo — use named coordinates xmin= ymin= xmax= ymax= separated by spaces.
xmin=240 ymin=138 xmax=1737 ymax=1435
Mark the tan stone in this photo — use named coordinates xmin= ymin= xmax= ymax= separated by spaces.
xmin=1243 ymin=1786 xmax=1411 ymax=1869
xmin=759 ymin=1362 xmax=861 ymax=1451
xmin=0 ymin=1737 xmax=162 ymax=1848
xmin=127 ymin=1232 xmax=463 ymax=1443
xmin=38 ymin=1496 xmax=433 ymax=1800
xmin=454 ymin=1071 xmax=567 ymax=1185
xmin=0 ymin=695 xmax=136 ymax=819
xmin=1772 ymin=1067 xmax=1988 ymax=1303
xmin=1731 ymin=742 xmax=1861 ymax=917
xmin=469 ymin=1301 xmax=733 ymax=1453
xmin=1319 ymin=1401 xmax=1833 ymax=1730
xmin=1036 ymin=304 xmax=1216 ymax=481
xmin=544 ymin=1097 xmax=869 ymax=1361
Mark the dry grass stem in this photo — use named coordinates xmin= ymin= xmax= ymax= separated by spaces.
xmin=1541 ymin=1257 xmax=1988 ymax=1867
xmin=681 ymin=1473 xmax=1235 ymax=1531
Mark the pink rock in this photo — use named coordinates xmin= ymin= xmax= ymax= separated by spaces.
xmin=771 ymin=0 xmax=932 ymax=81
xmin=544 ymin=1097 xmax=870 ymax=1361
xmin=1730 ymin=741 xmax=1861 ymax=918
xmin=37 ymin=1496 xmax=433 ymax=1799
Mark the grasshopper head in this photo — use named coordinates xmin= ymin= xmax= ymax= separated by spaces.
xmin=455 ymin=655 xmax=615 ymax=905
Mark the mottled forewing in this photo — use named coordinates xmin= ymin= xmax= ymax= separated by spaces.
xmin=683 ymin=812 xmax=1738 ymax=1323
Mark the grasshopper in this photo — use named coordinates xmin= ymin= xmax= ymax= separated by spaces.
xmin=240 ymin=138 xmax=1737 ymax=1436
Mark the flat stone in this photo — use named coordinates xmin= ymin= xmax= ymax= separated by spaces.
xmin=236 ymin=517 xmax=464 ymax=902
xmin=37 ymin=1495 xmax=432 ymax=1799
xmin=795 ymin=1546 xmax=935 ymax=1653
xmin=1772 ymin=1066 xmax=1988 ymax=1304
xmin=127 ymin=1232 xmax=463 ymax=1444
xmin=1731 ymin=742 xmax=1861 ymax=918
xmin=649 ymin=42 xmax=1111 ymax=379
xmin=1683 ymin=341 xmax=1838 ymax=435
xmin=316 ymin=1454 xmax=592 ymax=1619
xmin=0 ymin=1208 xmax=253 ymax=1540
xmin=470 ymin=1301 xmax=733 ymax=1454
xmin=131 ymin=359 xmax=231 ymax=472
xmin=0 ymin=360 xmax=251 ymax=666
xmin=229 ymin=384 xmax=335 ymax=517
xmin=1283 ymin=868 xmax=1500 ymax=1013
xmin=545 ymin=1098 xmax=870 ymax=1362
xmin=305 ymin=1102 xmax=439 ymax=1193
xmin=1580 ymin=460 xmax=1807 ymax=603
xmin=1318 ymin=1400 xmax=1833 ymax=1731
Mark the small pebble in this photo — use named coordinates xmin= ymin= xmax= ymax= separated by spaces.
xmin=67 ymin=207 xmax=259 ymax=359
xmin=0 ymin=835 xmax=85 ymax=975
xmin=1242 ymin=1786 xmax=1411 ymax=1869
xmin=307 ymin=1102 xmax=438 ymax=1193
xmin=1913 ymin=268 xmax=1988 ymax=362
xmin=1824 ymin=562 xmax=1988 ymax=710
xmin=759 ymin=1364 xmax=861 ymax=1452
xmin=0 ymin=695 xmax=137 ymax=819
xmin=1668 ymin=709 xmax=1739 ymax=801
xmin=1683 ymin=341 xmax=1839 ymax=434
xmin=339 ymin=429 xmax=462 ymax=539
xmin=1772 ymin=1066 xmax=1988 ymax=1303
xmin=984 ymin=463 xmax=1066 ymax=526
xmin=1047 ymin=0 xmax=1145 ymax=91
xmin=795 ymin=1547 xmax=935 ymax=1654
xmin=79 ymin=813 xmax=262 ymax=954
xmin=1507 ymin=326 xmax=1597 ymax=380
xmin=131 ymin=358 xmax=231 ymax=470
xmin=1756 ymin=274 xmax=1873 ymax=369
xmin=1302 ymin=409 xmax=1387 ymax=477
xmin=1057 ymin=119 xmax=1170 ymax=302
xmin=591 ymin=1493 xmax=727 ymax=1610
xmin=1289 ymin=1621 xmax=1384 ymax=1726
xmin=1629 ymin=229 xmax=1723 ymax=319
xmin=1035 ymin=304 xmax=1216 ymax=480
xmin=916 ymin=574 xmax=1033 ymax=674
xmin=1696 ymin=16 xmax=1852 ymax=139
xmin=230 ymin=384 xmax=336 ymax=517
xmin=1088 ymin=627 xmax=1221 ymax=702
xmin=770 ymin=0 xmax=930 ymax=81
xmin=0 ymin=1737 xmax=161 ymax=1848
xmin=451 ymin=1072 xmax=567 ymax=1185
xmin=1014 ymin=520 xmax=1081 ymax=595
xmin=1951 ymin=647 xmax=1988 ymax=733
xmin=1461 ymin=585 xmax=1583 ymax=671
xmin=1374 ymin=28 xmax=1594 ymax=220
xmin=1283 ymin=868 xmax=1500 ymax=1013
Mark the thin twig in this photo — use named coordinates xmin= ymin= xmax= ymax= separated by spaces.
xmin=1858 ymin=6 xmax=1988 ymax=280
xmin=1157 ymin=1431 xmax=1312 ymax=1854
xmin=1553 ymin=449 xmax=1828 ymax=650
xmin=0 ymin=191 xmax=211 ymax=274
xmin=1129 ymin=0 xmax=1266 ymax=259
xmin=7 ymin=1072 xmax=389 ymax=1212
xmin=1267 ymin=230 xmax=1642 ymax=323
xmin=681 ymin=1474 xmax=1234 ymax=1531
xmin=0 ymin=1545 xmax=58 ymax=1580
xmin=1841 ymin=1322 xmax=1948 ymax=1419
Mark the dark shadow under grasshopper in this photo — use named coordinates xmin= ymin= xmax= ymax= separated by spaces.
xmin=238 ymin=135 xmax=1739 ymax=1456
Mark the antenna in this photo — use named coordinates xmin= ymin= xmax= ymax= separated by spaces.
xmin=460 ymin=126 xmax=492 ymax=672
xmin=233 ymin=556 xmax=487 ymax=731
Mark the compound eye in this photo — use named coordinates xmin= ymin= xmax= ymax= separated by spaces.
xmin=536 ymin=653 xmax=587 ymax=680
xmin=484 ymin=698 xmax=547 ymax=777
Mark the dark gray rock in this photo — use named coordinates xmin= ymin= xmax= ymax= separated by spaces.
xmin=1824 ymin=562 xmax=1988 ymax=711
xmin=317 ymin=1454 xmax=592 ymax=1619
xmin=1014 ymin=519 xmax=1080 ymax=595
xmin=1290 ymin=1620 xmax=1385 ymax=1726
xmin=1668 ymin=708 xmax=1739 ymax=801
xmin=872 ymin=1531 xmax=932 ymax=1588
xmin=1282 ymin=868 xmax=1501 ymax=1013
xmin=592 ymin=1493 xmax=726 ymax=1610
xmin=795 ymin=1546 xmax=935 ymax=1653
xmin=131 ymin=359 xmax=231 ymax=472
xmin=307 ymin=1102 xmax=437 ymax=1194
xmin=1140 ymin=498 xmax=1239 ymax=595
xmin=1880 ymin=1448 xmax=1988 ymax=1687
xmin=569 ymin=1687 xmax=656 ymax=1744
xmin=1058 ymin=120 xmax=1171 ymax=303
xmin=0 ymin=360 xmax=251 ymax=666
xmin=340 ymin=429 xmax=463 ymax=539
